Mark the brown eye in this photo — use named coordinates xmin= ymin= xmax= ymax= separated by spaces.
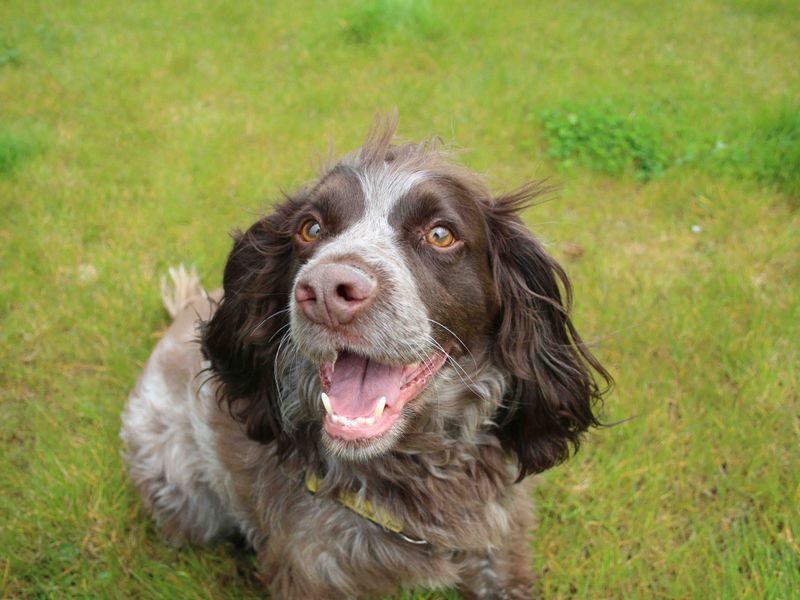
xmin=299 ymin=219 xmax=322 ymax=243
xmin=425 ymin=225 xmax=456 ymax=248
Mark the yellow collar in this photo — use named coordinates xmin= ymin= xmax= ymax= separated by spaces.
xmin=305 ymin=471 xmax=428 ymax=545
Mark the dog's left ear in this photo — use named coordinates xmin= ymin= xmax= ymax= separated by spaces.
xmin=485 ymin=185 xmax=611 ymax=481
xmin=201 ymin=194 xmax=305 ymax=452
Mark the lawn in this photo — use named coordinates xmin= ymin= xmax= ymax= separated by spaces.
xmin=1 ymin=0 xmax=798 ymax=598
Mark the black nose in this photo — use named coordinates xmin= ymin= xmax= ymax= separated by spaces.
xmin=294 ymin=263 xmax=377 ymax=327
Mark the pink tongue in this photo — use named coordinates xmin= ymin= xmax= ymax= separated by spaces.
xmin=328 ymin=352 xmax=405 ymax=417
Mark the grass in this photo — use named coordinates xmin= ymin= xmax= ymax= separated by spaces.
xmin=539 ymin=103 xmax=670 ymax=180
xmin=0 ymin=127 xmax=40 ymax=176
xmin=1 ymin=0 xmax=798 ymax=597
xmin=737 ymin=106 xmax=800 ymax=201
xmin=342 ymin=0 xmax=442 ymax=44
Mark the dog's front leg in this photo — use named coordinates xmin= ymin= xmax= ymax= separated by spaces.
xmin=457 ymin=550 xmax=506 ymax=599
xmin=457 ymin=544 xmax=536 ymax=600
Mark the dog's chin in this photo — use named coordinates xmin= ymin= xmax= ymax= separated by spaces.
xmin=312 ymin=348 xmax=448 ymax=461
xmin=320 ymin=417 xmax=408 ymax=461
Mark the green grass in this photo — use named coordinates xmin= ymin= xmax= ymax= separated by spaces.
xmin=735 ymin=105 xmax=800 ymax=201
xmin=540 ymin=102 xmax=670 ymax=180
xmin=1 ymin=0 xmax=798 ymax=598
xmin=0 ymin=127 xmax=40 ymax=176
xmin=342 ymin=0 xmax=442 ymax=44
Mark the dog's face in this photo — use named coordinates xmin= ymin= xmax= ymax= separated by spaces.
xmin=202 ymin=121 xmax=609 ymax=478
xmin=287 ymin=162 xmax=500 ymax=458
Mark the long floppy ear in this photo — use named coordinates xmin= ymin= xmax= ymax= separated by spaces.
xmin=486 ymin=185 xmax=611 ymax=481
xmin=200 ymin=194 xmax=305 ymax=450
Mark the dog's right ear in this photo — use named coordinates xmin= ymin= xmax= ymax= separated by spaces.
xmin=201 ymin=195 xmax=304 ymax=448
xmin=484 ymin=185 xmax=611 ymax=481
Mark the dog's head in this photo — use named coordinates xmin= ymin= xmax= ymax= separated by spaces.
xmin=202 ymin=117 xmax=610 ymax=479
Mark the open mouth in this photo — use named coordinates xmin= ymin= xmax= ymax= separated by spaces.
xmin=318 ymin=349 xmax=448 ymax=442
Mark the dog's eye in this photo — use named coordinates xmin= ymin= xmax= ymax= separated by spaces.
xmin=425 ymin=225 xmax=456 ymax=248
xmin=298 ymin=219 xmax=322 ymax=243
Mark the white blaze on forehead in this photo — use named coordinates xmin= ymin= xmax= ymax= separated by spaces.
xmin=356 ymin=164 xmax=428 ymax=220
xmin=292 ymin=163 xmax=433 ymax=353
xmin=310 ymin=164 xmax=428 ymax=262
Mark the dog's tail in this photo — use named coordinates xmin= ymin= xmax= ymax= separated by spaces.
xmin=159 ymin=264 xmax=205 ymax=320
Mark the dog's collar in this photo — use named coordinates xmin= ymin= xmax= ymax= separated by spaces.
xmin=305 ymin=471 xmax=428 ymax=545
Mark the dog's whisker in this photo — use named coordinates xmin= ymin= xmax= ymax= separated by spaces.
xmin=423 ymin=333 xmax=480 ymax=396
xmin=273 ymin=329 xmax=297 ymax=404
xmin=426 ymin=318 xmax=478 ymax=369
xmin=267 ymin=321 xmax=292 ymax=345
xmin=406 ymin=341 xmax=443 ymax=426
xmin=249 ymin=307 xmax=292 ymax=337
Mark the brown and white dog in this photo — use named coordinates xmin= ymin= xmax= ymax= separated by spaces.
xmin=121 ymin=117 xmax=610 ymax=599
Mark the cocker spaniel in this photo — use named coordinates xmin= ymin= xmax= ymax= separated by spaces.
xmin=121 ymin=117 xmax=610 ymax=599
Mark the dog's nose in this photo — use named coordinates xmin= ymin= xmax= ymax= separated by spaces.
xmin=295 ymin=263 xmax=377 ymax=327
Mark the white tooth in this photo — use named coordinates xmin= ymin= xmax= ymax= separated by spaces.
xmin=373 ymin=396 xmax=386 ymax=418
xmin=321 ymin=393 xmax=332 ymax=414
xmin=365 ymin=416 xmax=375 ymax=425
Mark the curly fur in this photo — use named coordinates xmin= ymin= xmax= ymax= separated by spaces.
xmin=121 ymin=116 xmax=610 ymax=599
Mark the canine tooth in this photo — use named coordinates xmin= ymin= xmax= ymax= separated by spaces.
xmin=373 ymin=396 xmax=386 ymax=418
xmin=321 ymin=393 xmax=332 ymax=414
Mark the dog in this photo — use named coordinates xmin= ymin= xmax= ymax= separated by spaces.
xmin=121 ymin=116 xmax=610 ymax=599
